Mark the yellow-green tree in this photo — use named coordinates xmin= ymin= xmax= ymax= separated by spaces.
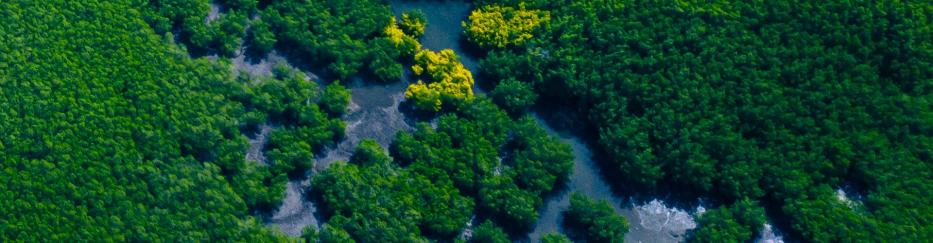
xmin=400 ymin=10 xmax=427 ymax=38
xmin=384 ymin=18 xmax=421 ymax=56
xmin=405 ymin=49 xmax=475 ymax=111
xmin=463 ymin=4 xmax=550 ymax=48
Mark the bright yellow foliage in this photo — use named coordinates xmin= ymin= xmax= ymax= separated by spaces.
xmin=405 ymin=81 xmax=443 ymax=111
xmin=463 ymin=4 xmax=550 ymax=48
xmin=384 ymin=18 xmax=421 ymax=55
xmin=405 ymin=49 xmax=475 ymax=111
xmin=385 ymin=18 xmax=406 ymax=42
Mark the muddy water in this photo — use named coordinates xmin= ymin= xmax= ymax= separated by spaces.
xmin=245 ymin=124 xmax=272 ymax=165
xmin=313 ymin=79 xmax=413 ymax=169
xmin=228 ymin=11 xmax=417 ymax=236
xmin=266 ymin=179 xmax=318 ymax=236
xmin=238 ymin=62 xmax=415 ymax=236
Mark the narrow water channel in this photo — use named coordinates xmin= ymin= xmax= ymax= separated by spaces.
xmin=226 ymin=1 xmax=783 ymax=241
xmin=389 ymin=1 xmax=703 ymax=242
xmin=236 ymin=49 xmax=416 ymax=235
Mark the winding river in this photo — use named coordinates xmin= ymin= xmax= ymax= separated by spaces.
xmin=389 ymin=1 xmax=705 ymax=242
xmin=226 ymin=1 xmax=784 ymax=242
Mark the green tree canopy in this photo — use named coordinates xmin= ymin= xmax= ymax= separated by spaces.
xmin=475 ymin=0 xmax=933 ymax=241
xmin=563 ymin=193 xmax=629 ymax=242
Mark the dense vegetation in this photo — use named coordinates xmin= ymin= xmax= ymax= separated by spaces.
xmin=294 ymin=9 xmax=577 ymax=240
xmin=2 ymin=0 xmax=260 ymax=240
xmin=255 ymin=0 xmax=405 ymax=80
xmin=473 ymin=0 xmax=932 ymax=241
xmin=307 ymin=98 xmax=574 ymax=241
xmin=562 ymin=194 xmax=629 ymax=242
xmin=692 ymin=198 xmax=766 ymax=243
xmin=142 ymin=0 xmax=254 ymax=56
xmin=143 ymin=0 xmax=410 ymax=81
xmin=470 ymin=221 xmax=511 ymax=243
xmin=491 ymin=78 xmax=538 ymax=115
xmin=0 ymin=0 xmax=351 ymax=240
xmin=7 ymin=0 xmax=930 ymax=242
xmin=246 ymin=66 xmax=348 ymax=176
xmin=6 ymin=0 xmax=555 ymax=241
xmin=400 ymin=10 xmax=427 ymax=38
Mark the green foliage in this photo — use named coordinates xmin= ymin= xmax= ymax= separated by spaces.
xmin=218 ymin=0 xmax=258 ymax=13
xmin=301 ymin=226 xmax=320 ymax=243
xmin=350 ymin=139 xmax=392 ymax=166
xmin=258 ymin=0 xmax=400 ymax=79
xmin=367 ymin=15 xmax=424 ymax=82
xmin=540 ymin=233 xmax=572 ymax=243
xmin=312 ymin=158 xmax=473 ymax=241
xmin=388 ymin=98 xmax=571 ymax=233
xmin=209 ymin=11 xmax=249 ymax=56
xmin=235 ymin=67 xmax=346 ymax=177
xmin=509 ymin=116 xmax=573 ymax=194
xmin=240 ymin=110 xmax=269 ymax=132
xmin=249 ymin=18 xmax=277 ymax=54
xmin=266 ymin=129 xmax=315 ymax=175
xmin=400 ymin=10 xmax=427 ymax=38
xmin=0 ymin=0 xmax=290 ymax=240
xmin=1 ymin=0 xmax=580 ymax=242
xmin=478 ymin=175 xmax=541 ymax=229
xmin=477 ymin=0 xmax=933 ymax=241
xmin=232 ymin=162 xmax=288 ymax=210
xmin=142 ymin=0 xmax=209 ymax=34
xmin=321 ymin=81 xmax=351 ymax=117
xmin=368 ymin=37 xmax=407 ymax=81
xmin=304 ymin=223 xmax=356 ymax=243
xmin=143 ymin=0 xmax=251 ymax=56
xmin=692 ymin=198 xmax=766 ymax=243
xmin=564 ymin=193 xmax=628 ymax=242
xmin=253 ymin=66 xmax=319 ymax=120
xmin=491 ymin=78 xmax=538 ymax=115
xmin=470 ymin=221 xmax=510 ymax=243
